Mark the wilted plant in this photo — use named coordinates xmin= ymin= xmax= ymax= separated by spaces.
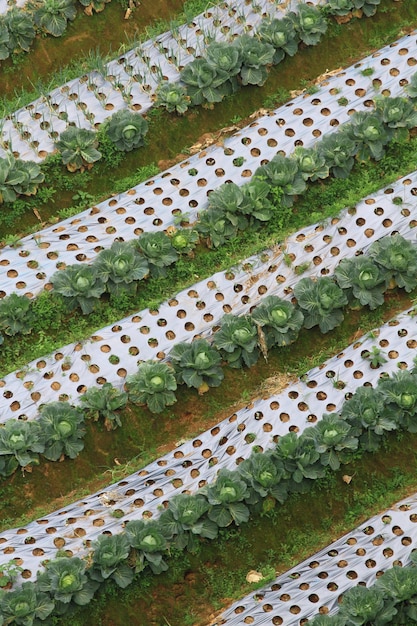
xmin=4 ymin=8 xmax=35 ymax=53
xmin=352 ymin=0 xmax=381 ymax=18
xmin=274 ymin=432 xmax=325 ymax=492
xmin=197 ymin=208 xmax=238 ymax=248
xmin=158 ymin=493 xmax=218 ymax=552
xmin=317 ymin=131 xmax=357 ymax=178
xmin=0 ymin=153 xmax=44 ymax=204
xmin=325 ymin=0 xmax=355 ymax=16
xmin=78 ymin=0 xmax=111 ymax=14
xmin=254 ymin=154 xmax=306 ymax=207
xmin=0 ymin=16 xmax=10 ymax=60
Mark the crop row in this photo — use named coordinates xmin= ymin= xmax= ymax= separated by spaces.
xmin=2 ymin=30 xmax=417 ymax=299
xmin=1 ymin=156 xmax=415 ymax=418
xmin=1 ymin=349 xmax=417 ymax=620
xmin=0 ymin=0 xmax=326 ymax=161
xmin=216 ymin=492 xmax=417 ymax=625
xmin=1 ymin=300 xmax=416 ymax=586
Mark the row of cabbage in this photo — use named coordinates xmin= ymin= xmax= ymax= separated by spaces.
xmin=2 ymin=349 xmax=417 ymax=621
xmin=0 ymin=0 xmax=387 ymax=162
xmin=2 ymin=29 xmax=417 ymax=300
xmin=1 ymin=86 xmax=417 ymax=349
xmin=215 ymin=493 xmax=417 ymax=625
xmin=0 ymin=0 xmax=110 ymax=31
xmin=1 ymin=228 xmax=416 ymax=478
xmin=1 ymin=302 xmax=415 ymax=588
xmin=1 ymin=156 xmax=416 ymax=421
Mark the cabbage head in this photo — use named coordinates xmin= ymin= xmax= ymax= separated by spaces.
xmin=0 ymin=418 xmax=45 ymax=474
xmin=257 ymin=16 xmax=299 ymax=64
xmin=303 ymin=413 xmax=358 ymax=470
xmin=80 ymin=382 xmax=128 ymax=430
xmin=158 ymin=493 xmax=217 ymax=552
xmin=338 ymin=585 xmax=397 ymax=625
xmin=291 ymin=146 xmax=329 ymax=182
xmin=105 ymin=109 xmax=149 ymax=152
xmin=334 ymin=255 xmax=388 ymax=309
xmin=290 ymin=4 xmax=328 ymax=46
xmin=37 ymin=557 xmax=98 ymax=609
xmin=293 ymin=276 xmax=348 ymax=333
xmin=238 ymin=449 xmax=288 ymax=507
xmin=155 ymin=82 xmax=190 ymax=115
xmin=254 ymin=154 xmax=306 ymax=207
xmin=251 ymin=295 xmax=304 ymax=348
xmin=51 ymin=264 xmax=106 ymax=314
xmin=369 ymin=233 xmax=417 ymax=292
xmin=126 ymin=361 xmax=177 ymax=414
xmin=213 ymin=314 xmax=259 ymax=368
xmin=38 ymin=401 xmax=85 ymax=461
xmin=375 ymin=96 xmax=417 ymax=142
xmin=378 ymin=370 xmax=417 ymax=432
xmin=274 ymin=432 xmax=324 ymax=491
xmin=170 ymin=338 xmax=224 ymax=392
xmin=0 ymin=581 xmax=55 ymax=624
xmin=125 ymin=519 xmax=169 ymax=574
xmin=201 ymin=468 xmax=250 ymax=527
xmin=90 ymin=534 xmax=133 ymax=588
xmin=317 ymin=130 xmax=357 ymax=179
xmin=346 ymin=110 xmax=391 ymax=161
xmin=233 ymin=34 xmax=275 ymax=86
xmin=94 ymin=240 xmax=149 ymax=295
xmin=135 ymin=231 xmax=178 ymax=278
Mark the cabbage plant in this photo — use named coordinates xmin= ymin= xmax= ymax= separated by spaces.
xmin=94 ymin=241 xmax=149 ymax=295
xmin=254 ymin=154 xmax=306 ymax=207
xmin=78 ymin=0 xmax=110 ymax=13
xmin=4 ymin=8 xmax=35 ymax=52
xmin=352 ymin=0 xmax=381 ymax=17
xmin=346 ymin=111 xmax=391 ymax=161
xmin=240 ymin=179 xmax=275 ymax=227
xmin=135 ymin=231 xmax=178 ymax=278
xmin=170 ymin=338 xmax=224 ymax=393
xmin=274 ymin=432 xmax=325 ymax=492
xmin=369 ymin=233 xmax=417 ymax=292
xmin=90 ymin=534 xmax=133 ymax=588
xmin=238 ymin=450 xmax=288 ymax=507
xmin=180 ymin=58 xmax=231 ymax=105
xmin=213 ymin=314 xmax=259 ymax=368
xmin=405 ymin=71 xmax=417 ymax=101
xmin=0 ymin=16 xmax=10 ymax=60
xmin=125 ymin=520 xmax=169 ymax=574
xmin=206 ymin=181 xmax=248 ymax=230
xmin=105 ymin=109 xmax=149 ymax=152
xmin=155 ymin=82 xmax=190 ymax=115
xmin=340 ymin=386 xmax=397 ymax=452
xmin=375 ymin=96 xmax=417 ymax=142
xmin=291 ymin=146 xmax=329 ymax=182
xmin=201 ymin=468 xmax=250 ymax=527
xmin=317 ymin=131 xmax=357 ymax=178
xmin=55 ymin=127 xmax=102 ymax=172
xmin=80 ymin=382 xmax=128 ymax=430
xmin=338 ymin=585 xmax=397 ymax=625
xmin=308 ymin=615 xmax=345 ymax=626
xmin=0 ymin=582 xmax=55 ymax=625
xmin=126 ymin=361 xmax=177 ymax=414
xmin=251 ymin=295 xmax=304 ymax=348
xmin=378 ymin=370 xmax=417 ymax=432
xmin=158 ymin=493 xmax=218 ymax=552
xmin=233 ymin=34 xmax=275 ymax=86
xmin=168 ymin=227 xmax=199 ymax=255
xmin=51 ymin=264 xmax=106 ymax=314
xmin=32 ymin=0 xmax=77 ymax=37
xmin=0 ymin=154 xmax=44 ymax=204
xmin=38 ymin=402 xmax=85 ymax=461
xmin=290 ymin=4 xmax=328 ymax=46
xmin=256 ymin=16 xmax=299 ymax=65
xmin=304 ymin=412 xmax=358 ymax=470
xmin=205 ymin=41 xmax=241 ymax=93
xmin=293 ymin=276 xmax=348 ymax=333
xmin=36 ymin=557 xmax=98 ymax=611
xmin=197 ymin=208 xmax=238 ymax=248
xmin=375 ymin=564 xmax=417 ymax=608
xmin=0 ymin=293 xmax=35 ymax=336
xmin=325 ymin=0 xmax=355 ymax=16
xmin=334 ymin=255 xmax=388 ymax=309
xmin=0 ymin=419 xmax=45 ymax=476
